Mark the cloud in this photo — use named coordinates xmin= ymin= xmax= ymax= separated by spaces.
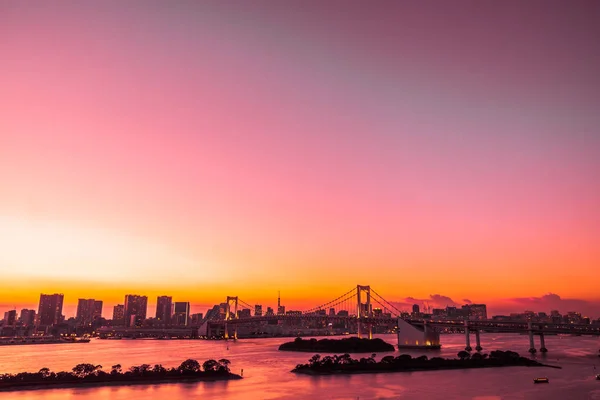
xmin=492 ymin=293 xmax=599 ymax=318
xmin=390 ymin=294 xmax=464 ymax=312
xmin=463 ymin=299 xmax=472 ymax=304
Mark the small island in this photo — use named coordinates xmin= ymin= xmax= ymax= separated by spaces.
xmin=292 ymin=350 xmax=561 ymax=375
xmin=0 ymin=359 xmax=241 ymax=392
xmin=279 ymin=337 xmax=395 ymax=353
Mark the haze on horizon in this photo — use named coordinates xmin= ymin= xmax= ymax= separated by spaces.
xmin=1 ymin=2 xmax=599 ymax=317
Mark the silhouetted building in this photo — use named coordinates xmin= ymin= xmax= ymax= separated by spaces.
xmin=76 ymin=299 xmax=102 ymax=326
xmin=19 ymin=309 xmax=36 ymax=326
xmin=124 ymin=295 xmax=148 ymax=327
xmin=93 ymin=301 xmax=102 ymax=320
xmin=3 ymin=310 xmax=16 ymax=326
xmin=266 ymin=307 xmax=274 ymax=316
xmin=254 ymin=305 xmax=263 ymax=317
xmin=190 ymin=313 xmax=204 ymax=325
xmin=373 ymin=308 xmax=383 ymax=317
xmin=156 ymin=296 xmax=172 ymax=324
xmin=337 ymin=310 xmax=349 ymax=317
xmin=462 ymin=304 xmax=487 ymax=320
xmin=277 ymin=305 xmax=286 ymax=315
xmin=112 ymin=304 xmax=124 ymax=324
xmin=204 ymin=305 xmax=221 ymax=321
xmin=38 ymin=293 xmax=64 ymax=326
xmin=329 ymin=308 xmax=335 ymax=317
xmin=173 ymin=302 xmax=190 ymax=326
xmin=412 ymin=304 xmax=420 ymax=314
xmin=237 ymin=309 xmax=251 ymax=319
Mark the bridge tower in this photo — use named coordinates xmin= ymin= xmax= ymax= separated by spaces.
xmin=357 ymin=285 xmax=372 ymax=339
xmin=225 ymin=296 xmax=238 ymax=340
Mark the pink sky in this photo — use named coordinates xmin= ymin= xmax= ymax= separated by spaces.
xmin=1 ymin=2 xmax=599 ymax=317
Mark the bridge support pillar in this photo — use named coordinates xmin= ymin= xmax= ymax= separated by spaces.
xmin=475 ymin=330 xmax=482 ymax=351
xmin=368 ymin=323 xmax=372 ymax=340
xmin=539 ymin=333 xmax=547 ymax=353
xmin=464 ymin=321 xmax=472 ymax=351
xmin=224 ymin=323 xmax=229 ymax=340
xmin=528 ymin=321 xmax=536 ymax=353
xmin=233 ymin=325 xmax=238 ymax=341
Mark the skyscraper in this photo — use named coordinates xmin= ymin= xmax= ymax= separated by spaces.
xmin=462 ymin=304 xmax=487 ymax=320
xmin=38 ymin=293 xmax=64 ymax=326
xmin=254 ymin=304 xmax=263 ymax=317
xmin=93 ymin=300 xmax=103 ymax=320
xmin=19 ymin=309 xmax=36 ymax=326
xmin=76 ymin=299 xmax=97 ymax=326
xmin=113 ymin=304 xmax=125 ymax=324
xmin=173 ymin=302 xmax=190 ymax=326
xmin=3 ymin=310 xmax=17 ymax=326
xmin=124 ymin=295 xmax=148 ymax=327
xmin=156 ymin=296 xmax=172 ymax=324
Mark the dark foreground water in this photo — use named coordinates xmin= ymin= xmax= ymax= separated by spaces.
xmin=0 ymin=333 xmax=599 ymax=399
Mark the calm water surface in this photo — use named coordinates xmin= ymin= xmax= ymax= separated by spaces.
xmin=1 ymin=334 xmax=599 ymax=399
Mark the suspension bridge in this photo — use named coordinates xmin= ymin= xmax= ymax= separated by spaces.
xmin=216 ymin=285 xmax=400 ymax=340
xmin=204 ymin=284 xmax=600 ymax=353
xmin=96 ymin=284 xmax=600 ymax=353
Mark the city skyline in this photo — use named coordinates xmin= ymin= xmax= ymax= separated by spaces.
xmin=1 ymin=3 xmax=599 ymax=316
xmin=1 ymin=288 xmax=598 ymax=320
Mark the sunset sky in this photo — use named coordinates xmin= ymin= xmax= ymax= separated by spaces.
xmin=1 ymin=2 xmax=599 ymax=318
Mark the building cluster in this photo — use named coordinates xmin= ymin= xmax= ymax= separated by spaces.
xmin=111 ymin=295 xmax=200 ymax=328
xmin=492 ymin=310 xmax=595 ymax=325
xmin=409 ymin=303 xmax=488 ymax=321
xmin=0 ymin=293 xmax=204 ymax=337
xmin=2 ymin=294 xmax=599 ymax=338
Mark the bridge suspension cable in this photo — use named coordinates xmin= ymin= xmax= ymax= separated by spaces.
xmin=302 ymin=287 xmax=356 ymax=314
xmin=238 ymin=299 xmax=254 ymax=310
xmin=370 ymin=288 xmax=404 ymax=317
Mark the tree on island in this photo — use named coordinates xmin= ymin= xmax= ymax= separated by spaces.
xmin=218 ymin=359 xmax=231 ymax=373
xmin=38 ymin=368 xmax=51 ymax=378
xmin=72 ymin=363 xmax=101 ymax=378
xmin=179 ymin=359 xmax=202 ymax=373
xmin=110 ymin=364 xmax=122 ymax=375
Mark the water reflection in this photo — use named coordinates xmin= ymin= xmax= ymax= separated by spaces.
xmin=0 ymin=334 xmax=598 ymax=399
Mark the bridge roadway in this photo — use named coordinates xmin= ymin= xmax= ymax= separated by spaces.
xmin=95 ymin=318 xmax=600 ymax=340
xmin=216 ymin=315 xmax=600 ymax=336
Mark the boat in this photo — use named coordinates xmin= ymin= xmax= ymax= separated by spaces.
xmin=533 ymin=377 xmax=549 ymax=384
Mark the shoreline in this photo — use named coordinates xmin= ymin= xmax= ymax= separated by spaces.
xmin=293 ymin=363 xmax=561 ymax=376
xmin=0 ymin=374 xmax=242 ymax=392
xmin=279 ymin=337 xmax=396 ymax=353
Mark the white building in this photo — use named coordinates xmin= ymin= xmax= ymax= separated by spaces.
xmin=397 ymin=318 xmax=441 ymax=349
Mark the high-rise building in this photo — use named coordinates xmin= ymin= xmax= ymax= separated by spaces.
xmin=266 ymin=307 xmax=274 ymax=316
xmin=237 ymin=309 xmax=251 ymax=319
xmin=156 ymin=296 xmax=172 ymax=324
xmin=412 ymin=304 xmax=420 ymax=314
xmin=173 ymin=302 xmax=190 ymax=326
xmin=254 ymin=305 xmax=263 ymax=317
xmin=329 ymin=308 xmax=336 ymax=317
xmin=76 ymin=299 xmax=100 ymax=326
xmin=38 ymin=293 xmax=64 ymax=326
xmin=93 ymin=301 xmax=103 ymax=320
xmin=277 ymin=291 xmax=285 ymax=315
xmin=190 ymin=313 xmax=204 ymax=325
xmin=462 ymin=304 xmax=487 ymax=320
xmin=204 ymin=305 xmax=221 ymax=321
xmin=124 ymin=295 xmax=148 ymax=327
xmin=19 ymin=309 xmax=36 ymax=326
xmin=112 ymin=304 xmax=125 ymax=324
xmin=3 ymin=310 xmax=17 ymax=326
xmin=373 ymin=308 xmax=383 ymax=317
